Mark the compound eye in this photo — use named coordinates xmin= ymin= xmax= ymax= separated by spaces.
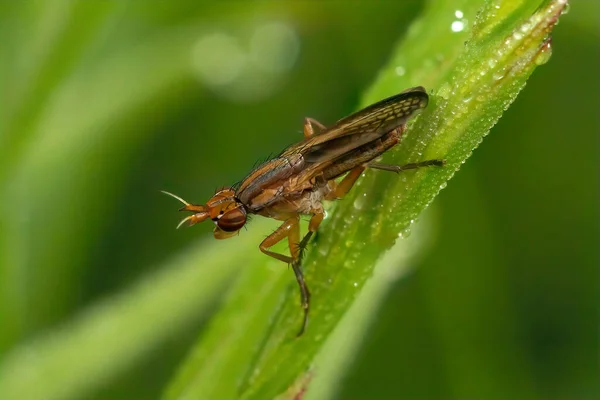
xmin=217 ymin=207 xmax=246 ymax=232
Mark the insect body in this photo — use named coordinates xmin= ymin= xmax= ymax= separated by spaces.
xmin=163 ymin=86 xmax=444 ymax=336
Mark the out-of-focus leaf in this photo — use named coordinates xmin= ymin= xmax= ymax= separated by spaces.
xmin=0 ymin=233 xmax=262 ymax=400
xmin=0 ymin=26 xmax=200 ymax=347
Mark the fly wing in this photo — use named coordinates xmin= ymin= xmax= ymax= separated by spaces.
xmin=281 ymin=86 xmax=428 ymax=164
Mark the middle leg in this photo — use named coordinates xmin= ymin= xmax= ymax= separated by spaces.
xmin=259 ymin=216 xmax=312 ymax=336
xmin=293 ymin=207 xmax=325 ymax=336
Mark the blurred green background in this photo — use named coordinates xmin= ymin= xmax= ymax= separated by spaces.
xmin=0 ymin=1 xmax=597 ymax=399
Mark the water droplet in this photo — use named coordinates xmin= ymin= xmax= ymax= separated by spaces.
xmin=344 ymin=213 xmax=355 ymax=226
xmin=534 ymin=41 xmax=553 ymax=65
xmin=353 ymin=282 xmax=359 ymax=288
xmin=395 ymin=66 xmax=406 ymax=76
xmin=399 ymin=227 xmax=412 ymax=238
xmin=353 ymin=193 xmax=367 ymax=210
xmin=318 ymin=243 xmax=330 ymax=256
xmin=439 ymin=182 xmax=448 ymax=190
xmin=454 ymin=10 xmax=464 ymax=19
xmin=512 ymin=31 xmax=523 ymax=41
xmin=561 ymin=2 xmax=570 ymax=15
xmin=451 ymin=20 xmax=465 ymax=32
xmin=520 ymin=22 xmax=532 ymax=33
xmin=487 ymin=59 xmax=497 ymax=68
xmin=493 ymin=70 xmax=505 ymax=81
xmin=437 ymin=82 xmax=451 ymax=99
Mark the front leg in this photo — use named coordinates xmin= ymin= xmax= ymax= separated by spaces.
xmin=259 ymin=216 xmax=299 ymax=263
xmin=259 ymin=216 xmax=311 ymax=336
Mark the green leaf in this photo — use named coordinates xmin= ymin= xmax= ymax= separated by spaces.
xmin=164 ymin=1 xmax=569 ymax=399
xmin=0 ymin=20 xmax=200 ymax=347
xmin=303 ymin=211 xmax=438 ymax=400
xmin=0 ymin=235 xmax=262 ymax=400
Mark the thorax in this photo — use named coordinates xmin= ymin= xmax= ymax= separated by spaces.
xmin=252 ymin=179 xmax=332 ymax=220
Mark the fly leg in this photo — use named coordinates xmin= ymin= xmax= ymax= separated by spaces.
xmin=366 ymin=127 xmax=445 ymax=172
xmin=297 ymin=207 xmax=325 ymax=261
xmin=287 ymin=220 xmax=312 ymax=337
xmin=292 ymin=207 xmax=325 ymax=336
xmin=303 ymin=117 xmax=327 ymax=138
xmin=259 ymin=216 xmax=298 ymax=263
xmin=325 ymin=166 xmax=366 ymax=200
xmin=259 ymin=216 xmax=311 ymax=336
xmin=324 ymin=159 xmax=444 ymax=200
xmin=368 ymin=159 xmax=446 ymax=172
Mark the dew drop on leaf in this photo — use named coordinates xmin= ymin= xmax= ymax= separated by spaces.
xmin=534 ymin=41 xmax=553 ymax=65
xmin=437 ymin=82 xmax=452 ymax=100
xmin=399 ymin=227 xmax=412 ymax=238
xmin=353 ymin=193 xmax=366 ymax=210
xmin=493 ymin=70 xmax=505 ymax=81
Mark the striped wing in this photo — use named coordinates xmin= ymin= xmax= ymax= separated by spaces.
xmin=281 ymin=86 xmax=429 ymax=164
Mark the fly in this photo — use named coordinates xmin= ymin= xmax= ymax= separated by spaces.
xmin=163 ymin=86 xmax=445 ymax=336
